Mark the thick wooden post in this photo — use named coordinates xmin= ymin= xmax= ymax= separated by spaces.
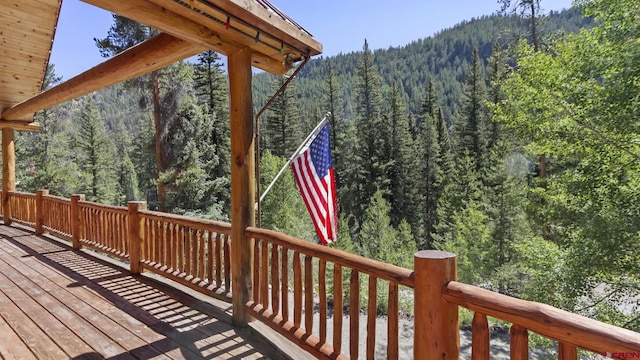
xmin=414 ymin=250 xmax=459 ymax=359
xmin=35 ymin=189 xmax=49 ymax=235
xmin=128 ymin=201 xmax=147 ymax=275
xmin=2 ymin=129 xmax=16 ymax=225
xmin=70 ymin=194 xmax=85 ymax=250
xmin=228 ymin=47 xmax=255 ymax=326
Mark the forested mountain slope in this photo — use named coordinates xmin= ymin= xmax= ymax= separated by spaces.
xmin=253 ymin=8 xmax=590 ymax=126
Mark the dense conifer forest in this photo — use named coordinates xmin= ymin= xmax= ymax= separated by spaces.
xmin=12 ymin=0 xmax=639 ymax=334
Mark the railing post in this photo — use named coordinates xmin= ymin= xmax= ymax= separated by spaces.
xmin=414 ymin=250 xmax=459 ymax=359
xmin=70 ymin=194 xmax=85 ymax=250
xmin=35 ymin=189 xmax=49 ymax=235
xmin=128 ymin=201 xmax=147 ymax=275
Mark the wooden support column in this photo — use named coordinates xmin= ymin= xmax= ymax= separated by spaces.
xmin=414 ymin=250 xmax=459 ymax=359
xmin=36 ymin=189 xmax=49 ymax=235
xmin=228 ymin=48 xmax=255 ymax=326
xmin=2 ymin=129 xmax=15 ymax=225
xmin=128 ymin=201 xmax=147 ymax=275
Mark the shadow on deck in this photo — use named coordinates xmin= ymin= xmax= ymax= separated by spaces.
xmin=0 ymin=224 xmax=289 ymax=359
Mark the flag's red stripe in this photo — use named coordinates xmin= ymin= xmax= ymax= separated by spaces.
xmin=301 ymin=154 xmax=328 ymax=211
xmin=291 ymin=156 xmax=329 ymax=243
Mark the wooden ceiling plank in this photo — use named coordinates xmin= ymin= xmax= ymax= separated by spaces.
xmin=4 ymin=0 xmax=58 ymax=14
xmin=81 ymin=0 xmax=287 ymax=74
xmin=0 ymin=9 xmax=57 ymax=34
xmin=2 ymin=33 xmax=204 ymax=121
xmin=0 ymin=56 xmax=49 ymax=71
xmin=207 ymin=0 xmax=322 ymax=56
xmin=0 ymin=20 xmax=56 ymax=40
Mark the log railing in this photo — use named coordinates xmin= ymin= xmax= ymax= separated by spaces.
xmin=2 ymin=190 xmax=232 ymax=302
xmin=78 ymin=200 xmax=130 ymax=260
xmin=2 ymin=190 xmax=640 ymax=359
xmin=8 ymin=191 xmax=36 ymax=227
xmin=246 ymin=226 xmax=414 ymax=360
xmin=38 ymin=190 xmax=72 ymax=241
xmin=136 ymin=209 xmax=232 ymax=301
xmin=443 ymin=281 xmax=640 ymax=359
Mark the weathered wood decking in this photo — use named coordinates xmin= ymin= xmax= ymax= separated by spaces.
xmin=0 ymin=224 xmax=285 ymax=360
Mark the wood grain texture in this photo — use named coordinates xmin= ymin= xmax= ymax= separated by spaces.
xmin=443 ymin=281 xmax=640 ymax=354
xmin=349 ymin=270 xmax=360 ymax=359
xmin=304 ymin=255 xmax=313 ymax=336
xmin=367 ymin=276 xmax=377 ymax=360
xmin=510 ymin=325 xmax=529 ymax=360
xmin=3 ymin=33 xmax=202 ymax=121
xmin=2 ymin=129 xmax=15 ymax=224
xmin=245 ymin=227 xmax=414 ymax=287
xmin=81 ymin=0 xmax=287 ymax=74
xmin=471 ymin=313 xmax=490 ymax=360
xmin=413 ymin=250 xmax=459 ymax=359
xmin=558 ymin=342 xmax=578 ymax=360
xmin=0 ymin=225 xmax=283 ymax=359
xmin=228 ymin=48 xmax=255 ymax=326
xmin=333 ymin=264 xmax=343 ymax=353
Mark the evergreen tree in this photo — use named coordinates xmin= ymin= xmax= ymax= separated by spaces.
xmin=75 ymin=96 xmax=120 ymax=204
xmin=351 ymin=40 xmax=392 ymax=228
xmin=95 ymin=15 xmax=182 ymax=211
xmin=113 ymin=119 xmax=140 ymax=203
xmin=486 ymin=42 xmax=509 ymax=152
xmin=323 ymin=60 xmax=346 ymax=189
xmin=193 ymin=50 xmax=231 ymax=212
xmin=453 ymin=46 xmax=488 ymax=171
xmin=416 ymin=108 xmax=443 ymax=249
xmin=17 ymin=64 xmax=82 ymax=196
xmin=387 ymin=82 xmax=419 ymax=235
xmin=264 ymin=77 xmax=304 ymax=158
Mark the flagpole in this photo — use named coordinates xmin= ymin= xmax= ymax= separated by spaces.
xmin=258 ymin=111 xmax=331 ymax=206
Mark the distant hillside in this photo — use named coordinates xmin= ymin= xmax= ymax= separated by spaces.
xmin=252 ymin=8 xmax=591 ymax=127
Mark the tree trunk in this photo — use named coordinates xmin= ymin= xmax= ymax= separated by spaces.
xmin=152 ymin=70 xmax=165 ymax=211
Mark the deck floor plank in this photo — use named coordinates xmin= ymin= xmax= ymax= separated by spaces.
xmin=0 ymin=248 xmax=135 ymax=358
xmin=0 ymin=307 xmax=38 ymax=360
xmin=0 ymin=284 xmax=68 ymax=359
xmin=0 ymin=224 xmax=283 ymax=359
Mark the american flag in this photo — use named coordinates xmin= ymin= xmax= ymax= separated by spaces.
xmin=290 ymin=122 xmax=338 ymax=245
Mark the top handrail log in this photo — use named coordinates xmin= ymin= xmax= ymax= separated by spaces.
xmin=245 ymin=226 xmax=415 ymax=287
xmin=42 ymin=193 xmax=71 ymax=202
xmin=8 ymin=190 xmax=36 ymax=197
xmin=138 ymin=209 xmax=232 ymax=234
xmin=78 ymin=200 xmax=128 ymax=213
xmin=443 ymin=281 xmax=640 ymax=354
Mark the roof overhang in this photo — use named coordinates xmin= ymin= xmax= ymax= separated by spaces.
xmin=0 ymin=0 xmax=323 ymax=129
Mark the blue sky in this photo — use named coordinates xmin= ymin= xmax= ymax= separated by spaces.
xmin=49 ymin=0 xmax=574 ymax=80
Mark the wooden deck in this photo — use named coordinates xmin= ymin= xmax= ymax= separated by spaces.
xmin=0 ymin=224 xmax=287 ymax=360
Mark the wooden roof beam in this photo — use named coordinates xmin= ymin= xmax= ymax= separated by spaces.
xmin=0 ymin=120 xmax=40 ymax=132
xmin=2 ymin=33 xmax=204 ymax=122
xmin=81 ymin=0 xmax=290 ymax=74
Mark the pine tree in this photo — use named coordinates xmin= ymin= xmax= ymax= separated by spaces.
xmin=387 ymin=82 xmax=419 ymax=234
xmin=352 ymin=39 xmax=392 ymax=228
xmin=75 ymin=96 xmax=120 ymax=204
xmin=486 ymin=42 xmax=509 ymax=152
xmin=264 ymin=77 xmax=304 ymax=158
xmin=453 ymin=46 xmax=488 ymax=171
xmin=113 ymin=118 xmax=140 ymax=203
xmin=193 ymin=50 xmax=231 ymax=213
xmin=416 ymin=96 xmax=444 ymax=249
xmin=95 ymin=15 xmax=183 ymax=211
xmin=17 ymin=64 xmax=82 ymax=196
xmin=323 ymin=60 xmax=346 ymax=189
